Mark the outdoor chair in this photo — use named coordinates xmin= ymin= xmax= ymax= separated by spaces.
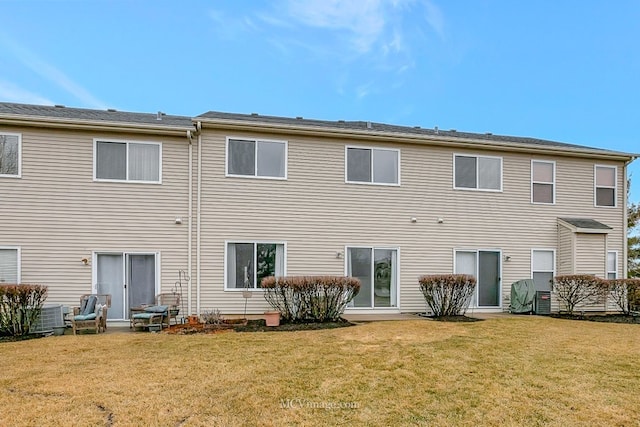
xmin=131 ymin=305 xmax=169 ymax=331
xmin=156 ymin=292 xmax=181 ymax=325
xmin=71 ymin=294 xmax=111 ymax=335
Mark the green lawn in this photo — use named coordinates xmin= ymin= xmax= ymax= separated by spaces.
xmin=1 ymin=316 xmax=639 ymax=426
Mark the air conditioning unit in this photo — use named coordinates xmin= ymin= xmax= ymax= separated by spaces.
xmin=30 ymin=304 xmax=65 ymax=334
xmin=535 ymin=291 xmax=552 ymax=315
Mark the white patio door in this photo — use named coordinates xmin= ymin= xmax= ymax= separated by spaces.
xmin=455 ymin=250 xmax=501 ymax=308
xmin=95 ymin=252 xmax=158 ymax=320
xmin=347 ymin=247 xmax=398 ymax=308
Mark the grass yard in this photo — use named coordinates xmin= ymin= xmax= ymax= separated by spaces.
xmin=1 ymin=316 xmax=640 ymax=426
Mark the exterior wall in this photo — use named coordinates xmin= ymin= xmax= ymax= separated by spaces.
xmin=196 ymin=128 xmax=628 ymax=314
xmin=575 ymin=234 xmax=607 ymax=277
xmin=557 ymin=224 xmax=575 ymax=275
xmin=0 ymin=126 xmax=190 ymax=310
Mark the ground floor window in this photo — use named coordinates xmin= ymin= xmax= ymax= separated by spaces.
xmin=226 ymin=242 xmax=285 ymax=289
xmin=454 ymin=249 xmax=501 ymax=307
xmin=0 ymin=247 xmax=19 ymax=284
xmin=346 ymin=247 xmax=398 ymax=308
xmin=607 ymin=251 xmax=618 ymax=279
xmin=532 ymin=249 xmax=555 ymax=291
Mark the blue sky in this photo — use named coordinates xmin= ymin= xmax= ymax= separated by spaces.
xmin=1 ymin=0 xmax=639 ymax=203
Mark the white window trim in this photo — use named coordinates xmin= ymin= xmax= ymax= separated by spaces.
xmin=531 ymin=248 xmax=556 ymax=284
xmin=223 ymin=240 xmax=287 ymax=291
xmin=594 ymin=164 xmax=617 ymax=208
xmin=344 ymin=145 xmax=401 ymax=186
xmin=453 ymin=248 xmax=503 ymax=308
xmin=0 ymin=132 xmax=22 ymax=178
xmin=343 ymin=245 xmax=401 ymax=310
xmin=225 ymin=136 xmax=288 ymax=180
xmin=0 ymin=246 xmax=21 ymax=284
xmin=93 ymin=139 xmax=162 ymax=184
xmin=531 ymin=160 xmax=556 ymax=205
xmin=452 ymin=153 xmax=503 ymax=192
xmin=607 ymin=250 xmax=618 ymax=279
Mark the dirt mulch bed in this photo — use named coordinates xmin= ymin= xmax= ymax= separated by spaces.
xmin=165 ymin=318 xmax=355 ymax=334
xmin=550 ymin=313 xmax=640 ymax=324
xmin=417 ymin=313 xmax=483 ymax=322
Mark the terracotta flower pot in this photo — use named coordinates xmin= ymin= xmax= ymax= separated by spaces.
xmin=188 ymin=315 xmax=200 ymax=325
xmin=264 ymin=311 xmax=280 ymax=327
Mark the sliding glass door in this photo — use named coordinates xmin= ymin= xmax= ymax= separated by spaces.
xmin=95 ymin=252 xmax=158 ymax=320
xmin=455 ymin=250 xmax=501 ymax=308
xmin=347 ymin=247 xmax=398 ymax=308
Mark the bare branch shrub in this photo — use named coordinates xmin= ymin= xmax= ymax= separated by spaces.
xmin=0 ymin=284 xmax=48 ymax=336
xmin=201 ymin=309 xmax=224 ymax=325
xmin=553 ymin=275 xmax=607 ymax=315
xmin=418 ymin=274 xmax=476 ymax=317
xmin=261 ymin=276 xmax=360 ymax=322
xmin=603 ymin=279 xmax=640 ymax=315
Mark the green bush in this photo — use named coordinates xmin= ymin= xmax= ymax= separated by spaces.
xmin=0 ymin=284 xmax=48 ymax=336
xmin=553 ymin=275 xmax=606 ymax=315
xmin=261 ymin=276 xmax=360 ymax=322
xmin=418 ymin=274 xmax=476 ymax=317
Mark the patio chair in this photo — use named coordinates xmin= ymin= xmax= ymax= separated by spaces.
xmin=131 ymin=305 xmax=169 ymax=331
xmin=71 ymin=294 xmax=111 ymax=335
xmin=156 ymin=292 xmax=181 ymax=325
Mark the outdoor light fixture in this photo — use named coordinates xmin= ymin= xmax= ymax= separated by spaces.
xmin=81 ymin=258 xmax=89 ymax=266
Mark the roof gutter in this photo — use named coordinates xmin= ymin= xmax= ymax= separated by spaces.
xmin=0 ymin=115 xmax=192 ymax=136
xmin=197 ymin=118 xmax=636 ymax=162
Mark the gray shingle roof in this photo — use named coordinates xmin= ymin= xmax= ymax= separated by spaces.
xmin=197 ymin=110 xmax=634 ymax=156
xmin=0 ymin=102 xmax=193 ymax=128
xmin=559 ymin=218 xmax=612 ymax=230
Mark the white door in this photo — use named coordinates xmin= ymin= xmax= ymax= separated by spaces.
xmin=347 ymin=247 xmax=397 ymax=308
xmin=96 ymin=252 xmax=157 ymax=320
xmin=455 ymin=250 xmax=501 ymax=308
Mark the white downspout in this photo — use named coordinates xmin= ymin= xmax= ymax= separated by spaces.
xmin=187 ymin=129 xmax=193 ymax=315
xmin=196 ymin=121 xmax=202 ymax=315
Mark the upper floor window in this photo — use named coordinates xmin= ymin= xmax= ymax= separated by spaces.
xmin=346 ymin=146 xmax=399 ymax=185
xmin=454 ymin=154 xmax=502 ymax=191
xmin=594 ymin=165 xmax=616 ymax=207
xmin=225 ymin=241 xmax=285 ymax=290
xmin=531 ymin=160 xmax=555 ymax=204
xmin=94 ymin=140 xmax=161 ymax=183
xmin=607 ymin=251 xmax=617 ymax=279
xmin=0 ymin=247 xmax=19 ymax=284
xmin=0 ymin=133 xmax=21 ymax=178
xmin=227 ymin=138 xmax=287 ymax=179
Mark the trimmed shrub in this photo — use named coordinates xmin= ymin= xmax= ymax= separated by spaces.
xmin=418 ymin=274 xmax=476 ymax=317
xmin=0 ymin=284 xmax=48 ymax=336
xmin=261 ymin=276 xmax=360 ymax=322
xmin=606 ymin=279 xmax=640 ymax=314
xmin=553 ymin=275 xmax=607 ymax=315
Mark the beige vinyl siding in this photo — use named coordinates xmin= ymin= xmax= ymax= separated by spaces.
xmin=196 ymin=128 xmax=627 ymax=314
xmin=575 ymin=234 xmax=607 ymax=277
xmin=0 ymin=126 xmax=190 ymax=308
xmin=557 ymin=224 xmax=575 ymax=275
